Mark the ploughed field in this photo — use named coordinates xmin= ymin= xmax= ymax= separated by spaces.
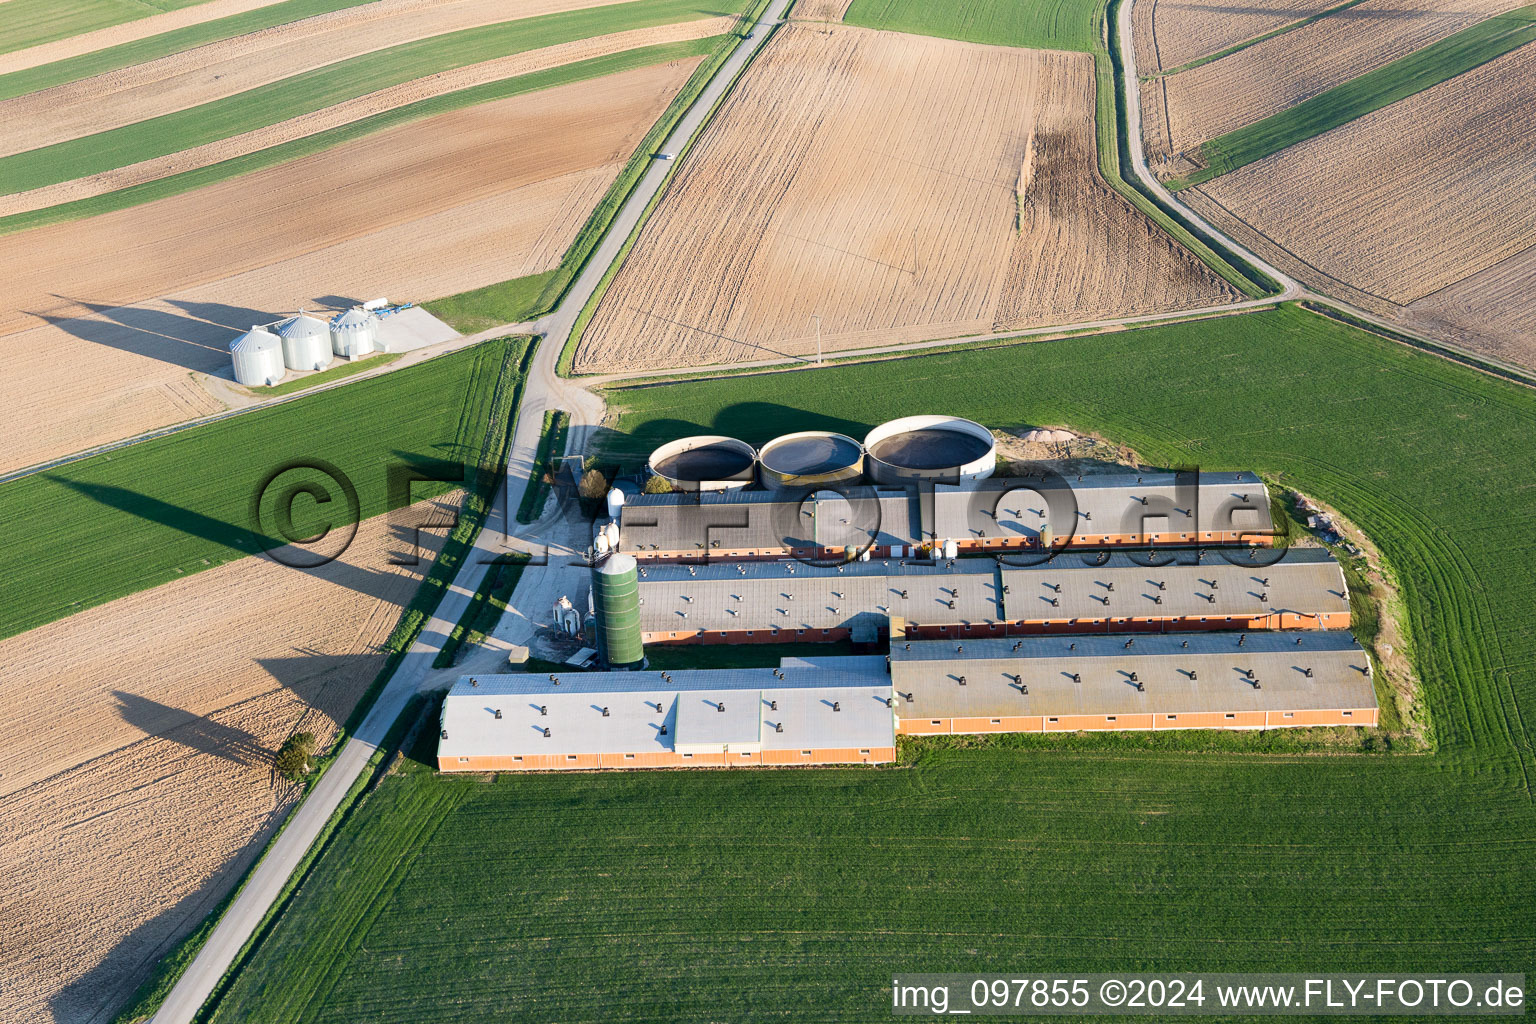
xmin=573 ymin=24 xmax=1235 ymax=374
xmin=0 ymin=59 xmax=696 ymax=473
xmin=1184 ymin=41 xmax=1536 ymax=369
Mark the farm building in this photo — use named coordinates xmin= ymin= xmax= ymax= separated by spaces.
xmin=437 ymin=662 xmax=896 ymax=772
xmin=890 ymin=631 xmax=1378 ymax=734
xmin=618 ymin=470 xmax=1276 ymax=562
xmin=634 ymin=547 xmax=1351 ymax=644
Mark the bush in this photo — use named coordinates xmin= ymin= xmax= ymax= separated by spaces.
xmin=578 ymin=468 xmax=609 ymax=501
xmin=642 ymin=474 xmax=673 ymax=494
xmin=274 ymin=732 xmax=318 ymax=781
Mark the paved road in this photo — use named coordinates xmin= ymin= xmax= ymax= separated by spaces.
xmin=148 ymin=4 xmax=792 ymax=1021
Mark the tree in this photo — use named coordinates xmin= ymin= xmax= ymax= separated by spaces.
xmin=274 ymin=732 xmax=317 ymax=781
xmin=578 ymin=468 xmax=609 ymax=501
xmin=642 ymin=473 xmax=673 ymax=494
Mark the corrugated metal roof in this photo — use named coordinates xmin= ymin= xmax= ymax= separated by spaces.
xmin=619 ymin=486 xmax=918 ymax=555
xmin=889 ymin=631 xmax=1376 ymax=719
xmin=933 ymin=472 xmax=1272 ymax=544
xmin=632 ymin=548 xmax=1346 ymax=634
xmin=439 ymin=664 xmax=894 ymax=758
xmin=273 ymin=313 xmax=328 ymax=340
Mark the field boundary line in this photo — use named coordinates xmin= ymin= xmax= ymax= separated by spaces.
xmin=1151 ymin=0 xmax=1374 ymax=77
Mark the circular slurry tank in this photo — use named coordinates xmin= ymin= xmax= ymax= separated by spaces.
xmin=647 ymin=435 xmax=756 ymax=491
xmin=863 ymin=415 xmax=996 ymax=485
xmin=758 ymin=431 xmax=864 ymax=490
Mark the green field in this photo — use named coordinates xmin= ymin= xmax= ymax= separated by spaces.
xmin=1171 ymin=5 xmax=1536 ymax=188
xmin=0 ymin=0 xmax=213 ymax=57
xmin=0 ymin=0 xmax=378 ymax=102
xmin=0 ymin=339 xmax=517 ymax=641
xmin=0 ymin=0 xmax=746 ymax=197
xmin=202 ymin=305 xmax=1536 ymax=1020
xmin=843 ymin=0 xmax=1102 ymax=52
xmin=247 ymin=350 xmax=401 ymax=397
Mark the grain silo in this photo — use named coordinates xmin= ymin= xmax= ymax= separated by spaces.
xmin=273 ymin=312 xmax=333 ymax=371
xmin=229 ymin=326 xmax=285 ymax=387
xmin=646 ymin=435 xmax=756 ymax=491
xmin=329 ymin=307 xmax=377 ymax=359
xmin=863 ymin=415 xmax=996 ymax=485
xmin=591 ymin=553 xmax=644 ymax=669
xmin=757 ymin=431 xmax=864 ymax=490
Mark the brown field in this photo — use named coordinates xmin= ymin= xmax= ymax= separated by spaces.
xmin=0 ymin=18 xmax=727 ymax=216
xmin=1146 ymin=0 xmax=1340 ymax=71
xmin=1402 ymin=244 xmax=1536 ymax=367
xmin=0 ymin=0 xmax=635 ymax=159
xmin=1161 ymin=0 xmax=1511 ymax=152
xmin=0 ymin=57 xmax=699 ymax=473
xmin=574 ymin=24 xmax=1236 ymax=374
xmin=791 ymin=0 xmax=852 ymax=20
xmin=0 ymin=499 xmax=454 ymax=1024
xmin=1184 ymin=41 xmax=1536 ymax=367
xmin=0 ymin=0 xmax=288 ymax=77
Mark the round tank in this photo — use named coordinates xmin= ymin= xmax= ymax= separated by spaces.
xmin=229 ymin=326 xmax=285 ymax=387
xmin=646 ymin=435 xmax=756 ymax=491
xmin=757 ymin=431 xmax=864 ymax=489
xmin=606 ymin=486 xmax=626 ymax=519
xmin=329 ymin=307 xmax=377 ymax=359
xmin=274 ymin=313 xmax=333 ymax=372
xmin=591 ymin=553 xmax=644 ymax=669
xmin=863 ymin=415 xmax=996 ymax=485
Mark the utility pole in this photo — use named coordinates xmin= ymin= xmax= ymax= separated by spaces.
xmin=811 ymin=314 xmax=822 ymax=364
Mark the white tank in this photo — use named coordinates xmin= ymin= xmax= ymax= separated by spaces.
xmin=594 ymin=532 xmax=611 ymax=554
xmin=229 ymin=326 xmax=285 ymax=387
xmin=604 ymin=521 xmax=620 ymax=548
xmin=942 ymin=538 xmax=958 ymax=560
xmin=606 ymin=487 xmax=626 ymax=519
xmin=330 ymin=307 xmax=377 ymax=359
xmin=274 ymin=313 xmax=333 ymax=371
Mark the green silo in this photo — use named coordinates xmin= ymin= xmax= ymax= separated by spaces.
xmin=591 ymin=552 xmax=644 ymax=669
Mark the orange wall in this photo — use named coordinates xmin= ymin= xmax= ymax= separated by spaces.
xmin=439 ymin=746 xmax=895 ymax=772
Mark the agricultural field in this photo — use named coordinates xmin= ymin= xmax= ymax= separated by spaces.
xmin=0 ymin=336 xmax=512 ymax=640
xmin=0 ymin=56 xmax=701 ymax=473
xmin=573 ymin=24 xmax=1236 ymax=374
xmin=1402 ymin=244 xmax=1536 ymax=366
xmin=0 ymin=0 xmax=223 ymax=58
xmin=0 ymin=497 xmax=453 ymax=1024
xmin=1184 ymin=41 xmax=1536 ymax=367
xmin=1140 ymin=0 xmax=1339 ymax=71
xmin=1154 ymin=0 xmax=1512 ymax=155
xmin=207 ymin=304 xmax=1536 ymax=1020
xmin=842 ymin=0 xmax=1102 ymax=52
xmin=0 ymin=0 xmax=641 ymax=160
xmin=0 ymin=0 xmax=739 ymax=202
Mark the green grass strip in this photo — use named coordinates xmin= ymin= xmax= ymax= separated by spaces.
xmin=0 ymin=0 xmax=213 ymax=58
xmin=0 ymin=0 xmax=738 ymax=196
xmin=843 ymin=0 xmax=1101 ymax=53
xmin=0 ymin=35 xmax=724 ymax=238
xmin=1171 ymin=5 xmax=1536 ymax=189
xmin=423 ymin=270 xmax=556 ymax=335
xmin=0 ymin=0 xmax=379 ymax=102
xmin=247 ymin=350 xmax=401 ymax=396
xmin=1153 ymin=0 xmax=1372 ymax=76
xmin=516 ymin=410 xmax=569 ymax=525
xmin=432 ymin=554 xmax=530 ymax=669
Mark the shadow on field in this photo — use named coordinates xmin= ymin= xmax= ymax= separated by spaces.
xmin=112 ymin=691 xmax=266 ymax=767
xmin=29 ymin=295 xmax=247 ymax=373
xmin=162 ymin=297 xmax=287 ymax=331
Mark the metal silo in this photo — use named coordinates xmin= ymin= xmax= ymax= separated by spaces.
xmin=329 ymin=307 xmax=377 ymax=359
xmin=274 ymin=312 xmax=333 ymax=371
xmin=591 ymin=552 xmax=644 ymax=669
xmin=229 ymin=326 xmax=285 ymax=387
